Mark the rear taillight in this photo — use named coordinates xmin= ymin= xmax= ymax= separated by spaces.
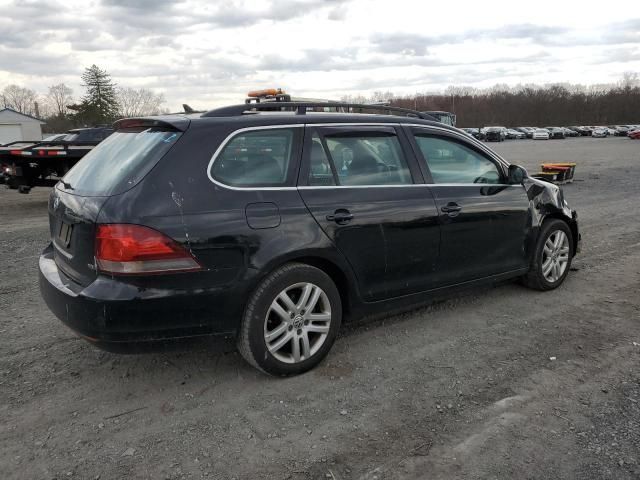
xmin=95 ymin=224 xmax=202 ymax=275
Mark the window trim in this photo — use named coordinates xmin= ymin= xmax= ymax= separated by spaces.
xmin=206 ymin=122 xmax=513 ymax=190
xmin=207 ymin=124 xmax=304 ymax=191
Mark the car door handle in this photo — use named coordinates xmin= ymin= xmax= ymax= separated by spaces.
xmin=326 ymin=209 xmax=354 ymax=224
xmin=441 ymin=203 xmax=462 ymax=215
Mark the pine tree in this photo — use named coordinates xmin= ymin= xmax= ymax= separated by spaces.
xmin=68 ymin=65 xmax=119 ymax=125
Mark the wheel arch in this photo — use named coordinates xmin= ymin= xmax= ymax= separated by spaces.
xmin=254 ymin=252 xmax=359 ymax=320
xmin=541 ymin=212 xmax=579 ymax=255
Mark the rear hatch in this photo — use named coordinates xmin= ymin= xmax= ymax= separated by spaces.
xmin=49 ymin=119 xmax=185 ymax=286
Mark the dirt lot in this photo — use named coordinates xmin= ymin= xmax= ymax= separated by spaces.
xmin=1 ymin=137 xmax=639 ymax=480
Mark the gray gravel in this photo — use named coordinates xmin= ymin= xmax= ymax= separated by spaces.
xmin=1 ymin=136 xmax=639 ymax=479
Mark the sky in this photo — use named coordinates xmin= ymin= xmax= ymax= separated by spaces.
xmin=0 ymin=0 xmax=639 ymax=111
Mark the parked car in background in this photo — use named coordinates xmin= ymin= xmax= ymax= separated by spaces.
xmin=545 ymin=127 xmax=566 ymax=139
xmin=628 ymin=128 xmax=640 ymax=139
xmin=514 ymin=127 xmax=534 ymax=138
xmin=611 ymin=126 xmax=629 ymax=136
xmin=592 ymin=127 xmax=608 ymax=138
xmin=485 ymin=126 xmax=506 ymax=142
xmin=42 ymin=133 xmax=67 ymax=142
xmin=461 ymin=128 xmax=485 ymax=140
xmin=38 ymin=100 xmax=581 ymax=375
xmin=568 ymin=126 xmax=589 ymax=136
xmin=471 ymin=128 xmax=485 ymax=140
xmin=562 ymin=127 xmax=578 ymax=137
xmin=507 ymin=129 xmax=526 ymax=139
xmin=533 ymin=129 xmax=550 ymax=140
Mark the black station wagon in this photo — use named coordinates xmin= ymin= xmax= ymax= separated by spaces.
xmin=39 ymin=102 xmax=580 ymax=375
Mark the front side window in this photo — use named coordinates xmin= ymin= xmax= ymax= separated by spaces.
xmin=321 ymin=133 xmax=412 ymax=186
xmin=211 ymin=128 xmax=296 ymax=187
xmin=308 ymin=133 xmax=336 ymax=186
xmin=413 ymin=134 xmax=503 ymax=184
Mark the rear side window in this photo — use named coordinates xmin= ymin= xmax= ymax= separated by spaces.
xmin=321 ymin=132 xmax=412 ymax=186
xmin=210 ymin=128 xmax=297 ymax=187
xmin=62 ymin=128 xmax=181 ymax=196
xmin=413 ymin=134 xmax=503 ymax=184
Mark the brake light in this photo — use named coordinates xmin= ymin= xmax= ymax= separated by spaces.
xmin=95 ymin=224 xmax=202 ymax=275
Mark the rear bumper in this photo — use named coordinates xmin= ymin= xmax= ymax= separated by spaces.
xmin=39 ymin=244 xmax=237 ymax=348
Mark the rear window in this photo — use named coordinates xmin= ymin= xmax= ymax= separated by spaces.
xmin=61 ymin=128 xmax=181 ymax=196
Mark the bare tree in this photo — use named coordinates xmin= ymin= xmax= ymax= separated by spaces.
xmin=620 ymin=71 xmax=639 ymax=89
xmin=47 ymin=83 xmax=74 ymax=116
xmin=116 ymin=87 xmax=165 ymax=118
xmin=2 ymin=85 xmax=38 ymax=116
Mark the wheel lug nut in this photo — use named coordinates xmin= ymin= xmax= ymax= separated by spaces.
xmin=288 ymin=325 xmax=293 ymax=331
xmin=297 ymin=329 xmax=302 ymax=335
xmin=304 ymin=320 xmax=309 ymax=325
xmin=290 ymin=313 xmax=295 ymax=319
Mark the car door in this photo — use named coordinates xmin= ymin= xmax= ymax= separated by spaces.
xmin=408 ymin=126 xmax=531 ymax=286
xmin=297 ymin=125 xmax=441 ymax=301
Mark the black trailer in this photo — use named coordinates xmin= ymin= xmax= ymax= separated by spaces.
xmin=1 ymin=127 xmax=112 ymax=193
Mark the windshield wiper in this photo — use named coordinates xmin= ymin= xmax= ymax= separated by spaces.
xmin=61 ymin=180 xmax=74 ymax=190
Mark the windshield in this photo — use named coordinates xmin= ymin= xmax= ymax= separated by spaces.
xmin=61 ymin=128 xmax=181 ymax=196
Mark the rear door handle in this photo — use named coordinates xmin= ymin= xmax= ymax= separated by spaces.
xmin=441 ymin=202 xmax=462 ymax=215
xmin=326 ymin=209 xmax=354 ymax=225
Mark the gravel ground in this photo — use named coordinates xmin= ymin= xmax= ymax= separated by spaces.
xmin=1 ymin=136 xmax=639 ymax=480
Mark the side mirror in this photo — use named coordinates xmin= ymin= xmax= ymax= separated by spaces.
xmin=508 ymin=164 xmax=527 ymax=184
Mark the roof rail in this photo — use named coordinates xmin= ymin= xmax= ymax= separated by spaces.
xmin=202 ymin=102 xmax=437 ymax=121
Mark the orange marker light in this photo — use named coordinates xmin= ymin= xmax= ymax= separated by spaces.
xmin=247 ymin=88 xmax=283 ymax=98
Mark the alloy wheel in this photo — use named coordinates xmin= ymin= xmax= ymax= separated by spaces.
xmin=541 ymin=230 xmax=570 ymax=283
xmin=263 ymin=282 xmax=332 ymax=364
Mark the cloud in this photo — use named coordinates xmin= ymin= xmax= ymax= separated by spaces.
xmin=0 ymin=0 xmax=638 ymax=111
xmin=601 ymin=18 xmax=640 ymax=45
xmin=369 ymin=23 xmax=570 ymax=55
xmin=327 ymin=5 xmax=348 ymax=20
xmin=256 ymin=47 xmax=552 ymax=74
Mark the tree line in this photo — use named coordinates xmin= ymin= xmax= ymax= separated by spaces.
xmin=343 ymin=72 xmax=640 ymax=127
xmin=0 ymin=65 xmax=166 ymax=133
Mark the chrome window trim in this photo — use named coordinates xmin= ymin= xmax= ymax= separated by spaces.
xmin=298 ymin=183 xmax=518 ymax=190
xmin=206 ymin=122 xmax=512 ymax=191
xmin=206 ymin=124 xmax=304 ymax=191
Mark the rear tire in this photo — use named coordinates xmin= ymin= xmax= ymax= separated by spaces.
xmin=522 ymin=219 xmax=573 ymax=291
xmin=238 ymin=263 xmax=342 ymax=376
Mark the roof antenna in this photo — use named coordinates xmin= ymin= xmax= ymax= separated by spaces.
xmin=183 ymin=104 xmax=195 ymax=113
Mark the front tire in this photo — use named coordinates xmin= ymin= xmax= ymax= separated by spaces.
xmin=522 ymin=219 xmax=573 ymax=291
xmin=238 ymin=263 xmax=342 ymax=375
